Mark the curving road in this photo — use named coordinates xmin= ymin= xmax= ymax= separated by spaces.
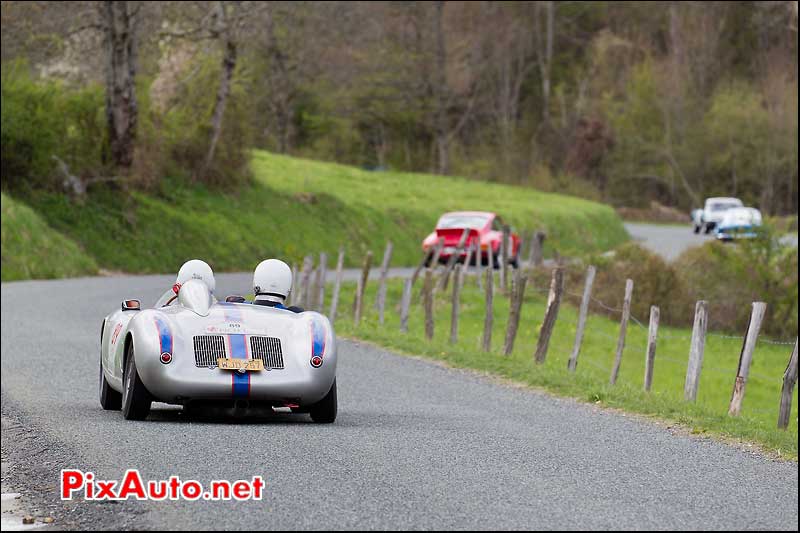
xmin=1 ymin=273 xmax=797 ymax=530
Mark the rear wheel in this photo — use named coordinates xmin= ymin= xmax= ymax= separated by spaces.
xmin=99 ymin=355 xmax=122 ymax=410
xmin=310 ymin=380 xmax=337 ymax=424
xmin=122 ymin=342 xmax=152 ymax=420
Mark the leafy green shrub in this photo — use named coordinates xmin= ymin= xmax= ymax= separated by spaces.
xmin=675 ymin=229 xmax=798 ymax=338
xmin=154 ymin=56 xmax=253 ymax=188
xmin=527 ymin=243 xmax=692 ymax=327
xmin=1 ymin=64 xmax=106 ymax=191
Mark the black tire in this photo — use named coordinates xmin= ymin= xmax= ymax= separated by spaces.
xmin=99 ymin=357 xmax=122 ymax=410
xmin=309 ymin=379 xmax=337 ymax=424
xmin=122 ymin=342 xmax=152 ymax=420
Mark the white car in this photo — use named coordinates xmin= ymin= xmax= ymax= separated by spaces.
xmin=99 ymin=279 xmax=338 ymax=422
xmin=692 ymin=197 xmax=744 ymax=234
xmin=716 ymin=207 xmax=763 ymax=241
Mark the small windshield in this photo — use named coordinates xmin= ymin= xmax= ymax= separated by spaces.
xmin=154 ymin=289 xmax=176 ymax=308
xmin=437 ymin=214 xmax=489 ymax=229
xmin=711 ymin=203 xmax=737 ymax=212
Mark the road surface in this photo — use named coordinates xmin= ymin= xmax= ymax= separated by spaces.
xmin=1 ymin=274 xmax=797 ymax=530
xmin=624 ymin=222 xmax=799 ymax=261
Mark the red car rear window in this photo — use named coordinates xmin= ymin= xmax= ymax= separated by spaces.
xmin=437 ymin=214 xmax=489 ymax=229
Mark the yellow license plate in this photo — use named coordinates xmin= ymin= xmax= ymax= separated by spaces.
xmin=217 ymin=358 xmax=263 ymax=371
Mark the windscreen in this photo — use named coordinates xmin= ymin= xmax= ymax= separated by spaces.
xmin=710 ymin=201 xmax=742 ymax=212
xmin=437 ymin=214 xmax=489 ymax=229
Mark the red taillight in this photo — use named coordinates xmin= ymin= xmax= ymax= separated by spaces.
xmin=310 ymin=356 xmax=323 ymax=368
xmin=160 ymin=352 xmax=172 ymax=364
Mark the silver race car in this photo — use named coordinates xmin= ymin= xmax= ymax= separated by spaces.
xmin=99 ymin=279 xmax=337 ymax=422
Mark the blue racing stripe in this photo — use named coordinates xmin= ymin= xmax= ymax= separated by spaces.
xmin=154 ymin=316 xmax=173 ymax=354
xmin=311 ymin=318 xmax=326 ymax=357
xmin=229 ymin=334 xmax=249 ymax=398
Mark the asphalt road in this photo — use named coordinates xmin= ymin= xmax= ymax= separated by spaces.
xmin=623 ymin=222 xmax=713 ymax=261
xmin=1 ymin=273 xmax=797 ymax=530
xmin=623 ymin=222 xmax=799 ymax=261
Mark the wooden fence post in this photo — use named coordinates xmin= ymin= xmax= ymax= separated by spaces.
xmin=643 ymin=306 xmax=660 ymax=392
xmin=501 ymin=225 xmax=510 ymax=294
xmin=429 ymin=237 xmax=445 ymax=270
xmin=463 ymin=240 xmax=473 ymax=279
xmin=778 ymin=339 xmax=799 ymax=430
xmin=423 ymin=269 xmax=435 ymax=340
xmin=482 ymin=268 xmax=494 ymax=351
xmin=441 ymin=230 xmax=469 ymax=290
xmin=450 ymin=264 xmax=463 ymax=343
xmin=568 ymin=265 xmax=597 ymax=371
xmin=300 ymin=255 xmax=313 ymax=309
xmin=289 ymin=263 xmax=298 ymax=307
xmin=534 ymin=268 xmax=565 ymax=364
xmin=353 ymin=251 xmax=372 ymax=322
xmin=529 ymin=230 xmax=546 ymax=267
xmin=399 ymin=277 xmax=413 ymax=333
xmin=728 ymin=302 xmax=767 ymax=416
xmin=328 ymin=248 xmax=345 ymax=323
xmin=503 ymin=268 xmax=528 ymax=356
xmin=489 ymin=241 xmax=496 ymax=280
xmin=412 ymin=243 xmax=437 ymax=287
xmin=375 ymin=241 xmax=393 ymax=307
xmin=476 ymin=240 xmax=484 ymax=289
xmin=609 ymin=279 xmax=634 ymax=385
xmin=684 ymin=300 xmax=709 ymax=402
xmin=375 ymin=241 xmax=393 ymax=324
xmin=315 ymin=252 xmax=327 ymax=312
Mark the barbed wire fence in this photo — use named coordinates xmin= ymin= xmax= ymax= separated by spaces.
xmin=314 ymin=234 xmax=798 ymax=432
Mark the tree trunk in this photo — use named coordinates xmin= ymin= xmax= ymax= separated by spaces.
xmin=203 ymin=3 xmax=237 ymax=177
xmin=535 ymin=1 xmax=554 ymax=124
xmin=433 ymin=1 xmax=449 ymax=175
xmin=102 ymin=1 xmax=138 ymax=170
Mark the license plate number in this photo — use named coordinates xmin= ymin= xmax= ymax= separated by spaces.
xmin=217 ymin=358 xmax=263 ymax=371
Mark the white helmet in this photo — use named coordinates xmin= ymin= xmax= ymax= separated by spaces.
xmin=253 ymin=259 xmax=292 ymax=302
xmin=176 ymin=259 xmax=216 ymax=294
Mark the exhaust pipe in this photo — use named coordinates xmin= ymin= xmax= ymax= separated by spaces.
xmin=234 ymin=399 xmax=250 ymax=410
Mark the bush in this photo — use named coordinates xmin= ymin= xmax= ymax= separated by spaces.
xmin=675 ymin=229 xmax=798 ymax=338
xmin=551 ymin=236 xmax=798 ymax=339
xmin=1 ymin=64 xmax=106 ymax=191
xmin=528 ymin=243 xmax=693 ymax=328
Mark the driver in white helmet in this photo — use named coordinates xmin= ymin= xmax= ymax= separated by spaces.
xmin=155 ymin=259 xmax=217 ymax=308
xmin=251 ymin=259 xmax=304 ymax=313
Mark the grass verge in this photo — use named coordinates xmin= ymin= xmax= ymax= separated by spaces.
xmin=331 ymin=272 xmax=798 ymax=459
xmin=1 ymin=192 xmax=98 ymax=281
xmin=8 ymin=150 xmax=627 ymax=278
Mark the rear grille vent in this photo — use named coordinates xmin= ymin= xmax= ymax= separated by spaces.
xmin=250 ymin=336 xmax=284 ymax=369
xmin=193 ymin=335 xmax=226 ymax=368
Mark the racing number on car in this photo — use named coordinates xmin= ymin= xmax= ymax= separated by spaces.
xmin=111 ymin=323 xmax=123 ymax=346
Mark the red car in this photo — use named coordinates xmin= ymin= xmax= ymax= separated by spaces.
xmin=422 ymin=211 xmax=521 ymax=267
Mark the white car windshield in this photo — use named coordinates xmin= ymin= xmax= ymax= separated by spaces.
xmin=710 ymin=202 xmax=741 ymax=212
xmin=437 ymin=214 xmax=489 ymax=229
xmin=154 ymin=289 xmax=177 ymax=308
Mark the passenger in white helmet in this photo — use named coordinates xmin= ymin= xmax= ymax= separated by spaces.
xmin=251 ymin=259 xmax=304 ymax=313
xmin=154 ymin=259 xmax=217 ymax=308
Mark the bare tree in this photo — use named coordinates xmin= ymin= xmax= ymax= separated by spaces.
xmin=99 ymin=1 xmax=139 ymax=169
xmin=533 ymin=1 xmax=555 ymax=124
xmin=202 ymin=0 xmax=241 ymax=176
